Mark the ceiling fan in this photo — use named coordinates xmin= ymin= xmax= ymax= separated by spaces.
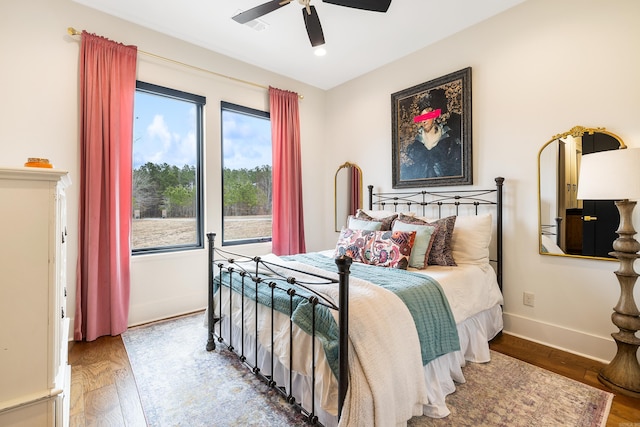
xmin=232 ymin=0 xmax=392 ymax=47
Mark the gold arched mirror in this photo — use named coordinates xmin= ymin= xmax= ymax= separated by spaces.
xmin=335 ymin=162 xmax=363 ymax=232
xmin=538 ymin=126 xmax=625 ymax=260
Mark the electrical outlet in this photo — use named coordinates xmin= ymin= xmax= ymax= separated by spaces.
xmin=523 ymin=292 xmax=535 ymax=307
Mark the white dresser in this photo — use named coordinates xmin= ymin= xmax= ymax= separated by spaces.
xmin=0 ymin=167 xmax=71 ymax=427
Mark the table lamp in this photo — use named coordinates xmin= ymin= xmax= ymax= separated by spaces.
xmin=577 ymin=147 xmax=640 ymax=398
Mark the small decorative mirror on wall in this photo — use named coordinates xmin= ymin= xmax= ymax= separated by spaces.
xmin=335 ymin=162 xmax=363 ymax=232
xmin=538 ymin=126 xmax=625 ymax=260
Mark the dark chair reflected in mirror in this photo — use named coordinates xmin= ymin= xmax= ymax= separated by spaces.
xmin=335 ymin=162 xmax=363 ymax=232
xmin=538 ymin=126 xmax=625 ymax=260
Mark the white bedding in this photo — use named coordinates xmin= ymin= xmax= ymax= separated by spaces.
xmin=410 ymin=263 xmax=504 ymax=323
xmin=319 ymin=249 xmax=504 ymax=323
xmin=210 ymin=251 xmax=503 ymax=426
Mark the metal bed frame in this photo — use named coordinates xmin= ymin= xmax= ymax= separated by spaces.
xmin=206 ymin=236 xmax=351 ymax=424
xmin=205 ymin=176 xmax=504 ymax=425
xmin=368 ymin=177 xmax=504 ymax=290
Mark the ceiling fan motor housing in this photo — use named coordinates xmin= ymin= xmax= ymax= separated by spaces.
xmin=233 ymin=0 xmax=392 ymax=47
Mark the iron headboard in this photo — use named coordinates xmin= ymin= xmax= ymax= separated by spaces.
xmin=367 ymin=177 xmax=504 ymax=290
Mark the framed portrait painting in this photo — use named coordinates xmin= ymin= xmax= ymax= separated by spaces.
xmin=391 ymin=67 xmax=472 ymax=188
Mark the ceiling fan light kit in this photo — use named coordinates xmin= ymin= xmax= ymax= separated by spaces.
xmin=232 ymin=0 xmax=392 ymax=47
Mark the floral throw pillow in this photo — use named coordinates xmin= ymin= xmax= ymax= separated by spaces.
xmin=334 ymin=227 xmax=368 ymax=263
xmin=334 ymin=228 xmax=416 ymax=269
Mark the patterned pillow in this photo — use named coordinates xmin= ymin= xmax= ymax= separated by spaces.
xmin=397 ymin=213 xmax=457 ymax=266
xmin=334 ymin=227 xmax=368 ymax=263
xmin=355 ymin=209 xmax=398 ymax=231
xmin=334 ymin=228 xmax=416 ymax=269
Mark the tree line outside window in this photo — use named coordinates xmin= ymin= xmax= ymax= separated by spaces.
xmin=222 ymin=165 xmax=271 ymax=216
xmin=133 ymin=162 xmax=197 ymax=219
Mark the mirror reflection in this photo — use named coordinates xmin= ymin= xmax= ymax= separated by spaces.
xmin=335 ymin=162 xmax=363 ymax=232
xmin=538 ymin=126 xmax=625 ymax=260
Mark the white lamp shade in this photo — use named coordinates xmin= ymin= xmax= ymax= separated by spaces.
xmin=577 ymin=147 xmax=640 ymax=201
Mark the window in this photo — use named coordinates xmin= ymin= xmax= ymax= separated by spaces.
xmin=132 ymin=81 xmax=205 ymax=254
xmin=221 ymin=101 xmax=272 ymax=245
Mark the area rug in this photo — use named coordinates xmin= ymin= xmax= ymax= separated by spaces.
xmin=122 ymin=312 xmax=308 ymax=426
xmin=409 ymin=351 xmax=613 ymax=427
xmin=123 ymin=312 xmax=613 ymax=427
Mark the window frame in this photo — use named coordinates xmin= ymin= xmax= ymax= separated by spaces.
xmin=220 ymin=101 xmax=272 ymax=246
xmin=132 ymin=81 xmax=206 ymax=255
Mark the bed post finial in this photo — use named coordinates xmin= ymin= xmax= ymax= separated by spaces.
xmin=335 ymin=255 xmax=352 ymax=419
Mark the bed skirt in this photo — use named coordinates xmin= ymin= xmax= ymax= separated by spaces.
xmin=206 ymin=303 xmax=503 ymax=426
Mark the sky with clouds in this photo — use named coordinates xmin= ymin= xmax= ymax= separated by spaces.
xmin=221 ymin=109 xmax=271 ymax=170
xmin=133 ymin=91 xmax=196 ymax=169
xmin=133 ymin=91 xmax=271 ymax=170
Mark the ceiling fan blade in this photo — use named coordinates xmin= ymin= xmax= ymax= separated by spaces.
xmin=322 ymin=0 xmax=391 ymax=12
xmin=232 ymin=0 xmax=290 ymax=24
xmin=303 ymin=5 xmax=325 ymax=47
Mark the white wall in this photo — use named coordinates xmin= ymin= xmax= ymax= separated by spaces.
xmin=324 ymin=0 xmax=640 ymax=362
xmin=0 ymin=0 xmax=327 ymax=329
xmin=1 ymin=0 xmax=639 ymax=364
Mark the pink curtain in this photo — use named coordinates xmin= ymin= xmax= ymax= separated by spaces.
xmin=74 ymin=32 xmax=137 ymax=341
xmin=269 ymin=87 xmax=306 ymax=255
xmin=350 ymin=166 xmax=362 ymax=216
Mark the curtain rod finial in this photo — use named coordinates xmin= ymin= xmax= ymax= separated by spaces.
xmin=67 ymin=27 xmax=80 ymax=36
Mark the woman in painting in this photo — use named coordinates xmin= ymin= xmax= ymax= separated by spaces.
xmin=401 ymin=88 xmax=462 ymax=180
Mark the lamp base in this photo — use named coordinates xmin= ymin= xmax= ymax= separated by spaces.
xmin=599 ymin=200 xmax=640 ymax=399
xmin=598 ymin=338 xmax=640 ymax=398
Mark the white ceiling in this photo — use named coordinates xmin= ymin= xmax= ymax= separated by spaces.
xmin=73 ymin=0 xmax=525 ymax=90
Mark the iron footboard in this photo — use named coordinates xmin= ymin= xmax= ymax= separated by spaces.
xmin=206 ymin=233 xmax=351 ymax=425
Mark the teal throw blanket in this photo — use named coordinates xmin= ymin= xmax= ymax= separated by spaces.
xmin=290 ymin=253 xmax=460 ymax=367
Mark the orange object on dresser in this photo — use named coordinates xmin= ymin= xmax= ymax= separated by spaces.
xmin=24 ymin=157 xmax=53 ymax=168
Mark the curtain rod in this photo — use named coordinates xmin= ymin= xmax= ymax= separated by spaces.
xmin=67 ymin=27 xmax=303 ymax=99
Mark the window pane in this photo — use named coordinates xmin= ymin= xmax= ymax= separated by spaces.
xmin=132 ymin=82 xmax=204 ymax=253
xmin=221 ymin=102 xmax=272 ymax=245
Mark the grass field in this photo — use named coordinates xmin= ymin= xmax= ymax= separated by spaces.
xmin=132 ymin=216 xmax=272 ymax=248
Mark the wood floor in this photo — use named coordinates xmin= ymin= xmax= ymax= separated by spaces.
xmin=68 ymin=330 xmax=640 ymax=426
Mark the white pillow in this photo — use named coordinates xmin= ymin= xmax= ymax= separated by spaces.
xmin=450 ymin=213 xmax=493 ymax=265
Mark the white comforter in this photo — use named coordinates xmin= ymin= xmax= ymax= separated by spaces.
xmin=213 ymin=253 xmax=503 ymax=426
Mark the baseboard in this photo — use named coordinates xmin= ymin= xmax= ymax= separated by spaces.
xmin=67 ymin=295 xmax=206 ymax=341
xmin=502 ymin=312 xmax=616 ymax=364
xmin=127 ymin=294 xmax=206 ymax=328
